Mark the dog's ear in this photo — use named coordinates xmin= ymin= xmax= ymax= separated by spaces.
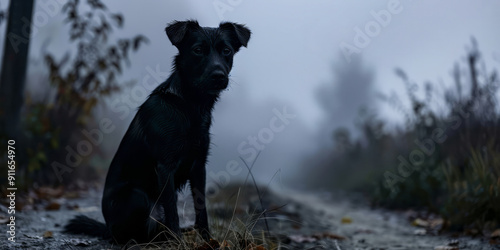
xmin=165 ymin=20 xmax=200 ymax=47
xmin=219 ymin=22 xmax=251 ymax=50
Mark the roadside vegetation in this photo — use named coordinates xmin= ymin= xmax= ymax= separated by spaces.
xmin=306 ymin=38 xmax=500 ymax=233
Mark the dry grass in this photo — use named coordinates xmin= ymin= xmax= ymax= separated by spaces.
xmin=122 ymin=185 xmax=281 ymax=250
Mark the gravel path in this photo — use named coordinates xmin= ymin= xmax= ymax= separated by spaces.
xmin=275 ymin=188 xmax=497 ymax=249
xmin=1 ymin=186 xmax=497 ymax=249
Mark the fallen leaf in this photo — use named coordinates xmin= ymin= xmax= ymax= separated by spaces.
xmin=43 ymin=231 xmax=53 ymax=238
xmin=315 ymin=232 xmax=347 ymax=240
xmin=412 ymin=218 xmax=429 ymax=227
xmin=67 ymin=204 xmax=79 ymax=210
xmin=63 ymin=191 xmax=80 ymax=199
xmin=341 ymin=216 xmax=353 ymax=224
xmin=220 ymin=240 xmax=231 ymax=248
xmin=491 ymin=229 xmax=500 ymax=239
xmin=250 ymin=246 xmax=266 ymax=250
xmin=36 ymin=186 xmax=64 ymax=199
xmin=45 ymin=202 xmax=61 ymax=210
xmin=208 ymin=239 xmax=220 ymax=248
xmin=14 ymin=200 xmax=26 ymax=210
xmin=465 ymin=228 xmax=480 ymax=236
xmin=429 ymin=218 xmax=444 ymax=229
xmin=196 ymin=239 xmax=220 ymax=250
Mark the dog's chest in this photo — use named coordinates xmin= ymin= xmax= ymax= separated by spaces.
xmin=186 ymin=110 xmax=211 ymax=150
xmin=174 ymin=111 xmax=210 ymax=183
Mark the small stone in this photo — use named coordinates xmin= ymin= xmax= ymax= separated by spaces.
xmin=414 ymin=229 xmax=427 ymax=235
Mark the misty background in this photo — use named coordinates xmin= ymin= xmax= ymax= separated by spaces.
xmin=1 ymin=0 xmax=499 ymax=188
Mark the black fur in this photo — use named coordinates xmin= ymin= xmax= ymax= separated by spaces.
xmin=63 ymin=20 xmax=251 ymax=244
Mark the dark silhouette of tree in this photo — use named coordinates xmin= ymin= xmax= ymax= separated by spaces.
xmin=0 ymin=0 xmax=35 ymax=141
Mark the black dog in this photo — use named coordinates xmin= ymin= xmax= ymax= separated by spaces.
xmin=64 ymin=20 xmax=251 ymax=244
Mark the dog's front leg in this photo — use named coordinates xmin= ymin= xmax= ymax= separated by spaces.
xmin=156 ymin=163 xmax=181 ymax=238
xmin=190 ymin=159 xmax=210 ymax=241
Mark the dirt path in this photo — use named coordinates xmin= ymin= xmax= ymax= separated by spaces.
xmin=1 ymin=186 xmax=497 ymax=249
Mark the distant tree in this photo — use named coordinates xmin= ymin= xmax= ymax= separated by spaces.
xmin=300 ymin=57 xmax=378 ymax=189
xmin=316 ymin=56 xmax=375 ymax=146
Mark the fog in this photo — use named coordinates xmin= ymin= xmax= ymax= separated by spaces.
xmin=3 ymin=0 xmax=500 ymax=187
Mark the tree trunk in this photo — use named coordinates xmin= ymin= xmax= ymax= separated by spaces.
xmin=0 ymin=0 xmax=35 ymax=139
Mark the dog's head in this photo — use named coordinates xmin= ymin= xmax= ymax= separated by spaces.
xmin=165 ymin=20 xmax=251 ymax=95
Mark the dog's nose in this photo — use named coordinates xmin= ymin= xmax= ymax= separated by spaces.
xmin=211 ymin=70 xmax=227 ymax=82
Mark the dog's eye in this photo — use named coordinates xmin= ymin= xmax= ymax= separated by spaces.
xmin=222 ymin=47 xmax=232 ymax=56
xmin=192 ymin=46 xmax=203 ymax=55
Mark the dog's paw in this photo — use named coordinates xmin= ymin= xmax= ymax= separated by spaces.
xmin=199 ymin=229 xmax=211 ymax=242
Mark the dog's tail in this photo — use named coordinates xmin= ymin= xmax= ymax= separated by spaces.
xmin=63 ymin=215 xmax=111 ymax=239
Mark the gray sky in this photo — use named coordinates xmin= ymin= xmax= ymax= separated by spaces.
xmin=102 ymin=0 xmax=500 ymax=127
xmin=1 ymin=0 xmax=499 ymax=183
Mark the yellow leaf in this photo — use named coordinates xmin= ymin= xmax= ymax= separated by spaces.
xmin=43 ymin=231 xmax=53 ymax=238
xmin=341 ymin=216 xmax=352 ymax=224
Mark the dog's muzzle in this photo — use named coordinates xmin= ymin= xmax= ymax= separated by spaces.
xmin=210 ymin=70 xmax=229 ymax=90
